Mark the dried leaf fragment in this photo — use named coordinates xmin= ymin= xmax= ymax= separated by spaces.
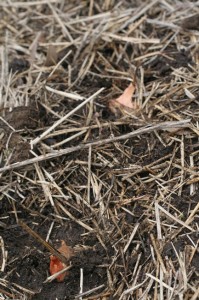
xmin=45 ymin=45 xmax=58 ymax=66
xmin=115 ymin=83 xmax=136 ymax=108
xmin=50 ymin=256 xmax=67 ymax=282
xmin=58 ymin=240 xmax=74 ymax=260
xmin=49 ymin=240 xmax=74 ymax=282
xmin=109 ymin=82 xmax=139 ymax=115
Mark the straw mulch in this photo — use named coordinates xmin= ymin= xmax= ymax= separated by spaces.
xmin=0 ymin=0 xmax=199 ymax=299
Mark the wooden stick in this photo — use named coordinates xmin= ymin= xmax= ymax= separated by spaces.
xmin=18 ymin=220 xmax=69 ymax=265
xmin=0 ymin=119 xmax=190 ymax=173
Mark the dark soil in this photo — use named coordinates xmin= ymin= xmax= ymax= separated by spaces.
xmin=0 ymin=1 xmax=199 ymax=300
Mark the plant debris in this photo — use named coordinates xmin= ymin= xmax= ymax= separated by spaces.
xmin=0 ymin=1 xmax=199 ymax=299
xmin=50 ymin=240 xmax=74 ymax=282
xmin=109 ymin=82 xmax=139 ymax=115
xmin=45 ymin=45 xmax=58 ymax=67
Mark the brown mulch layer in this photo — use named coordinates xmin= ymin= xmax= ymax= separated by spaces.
xmin=0 ymin=1 xmax=199 ymax=300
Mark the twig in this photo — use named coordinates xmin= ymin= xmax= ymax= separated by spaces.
xmin=75 ymin=284 xmax=105 ymax=299
xmin=31 ymin=87 xmax=104 ymax=146
xmin=0 ymin=119 xmax=190 ymax=173
xmin=18 ymin=220 xmax=69 ymax=265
